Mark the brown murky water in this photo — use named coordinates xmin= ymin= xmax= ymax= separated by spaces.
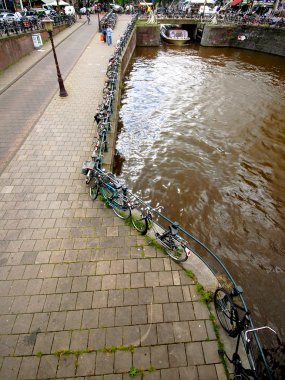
xmin=114 ymin=45 xmax=285 ymax=340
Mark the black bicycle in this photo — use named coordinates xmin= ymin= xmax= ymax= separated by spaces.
xmin=130 ymin=201 xmax=191 ymax=262
xmin=214 ymin=287 xmax=276 ymax=379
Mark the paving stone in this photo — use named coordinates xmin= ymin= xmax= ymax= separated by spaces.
xmin=87 ymin=276 xmax=102 ymax=291
xmin=88 ymin=328 xmax=106 ymax=350
xmin=153 ymin=286 xmax=169 ymax=304
xmin=33 ymin=332 xmax=54 ymax=354
xmin=173 ymin=321 xmax=191 ymax=343
xmin=110 ymin=259 xmax=124 ymax=274
xmin=133 ymin=346 xmax=150 ymax=369
xmin=116 ymin=274 xmax=130 ymax=289
xmin=109 ymin=289 xmax=124 ymax=307
xmin=99 ymin=308 xmax=115 ymax=328
xmin=9 ymin=279 xmax=28 ymax=295
xmin=44 ymin=293 xmax=62 ymax=312
xmin=29 ymin=313 xmax=49 ymax=333
xmin=178 ymin=301 xmax=195 ymax=321
xmin=138 ymin=288 xmax=153 ymax=304
xmin=106 ymin=326 xmax=123 ymax=347
xmin=96 ymin=261 xmax=110 ymax=275
xmin=57 ymin=354 xmax=76 ymax=378
xmin=124 ymin=259 xmax=138 ymax=273
xmin=168 ymin=343 xmax=187 ymax=367
xmin=76 ymin=291 xmax=93 ymax=309
xmin=25 ymin=279 xmax=43 ymax=295
xmin=60 ymin=293 xmax=77 ymax=311
xmin=145 ymin=272 xmax=159 ymax=287
xmin=193 ymin=301 xmax=210 ymax=319
xmin=131 ymin=273 xmax=145 ymax=288
xmin=140 ymin=324 xmax=157 ymax=346
xmin=15 ymin=332 xmax=37 ymax=355
xmin=38 ymin=264 xmax=54 ymax=278
xmin=189 ymin=320 xmax=208 ymax=341
xmin=72 ymin=276 xmax=88 ymax=292
xmin=137 ymin=259 xmax=151 ymax=272
xmin=215 ymin=363 xmax=228 ymax=380
xmin=12 ymin=313 xmax=33 ymax=334
xmin=102 ymin=275 xmax=117 ymax=290
xmin=115 ymin=306 xmax=131 ymax=326
xmin=197 ymin=364 xmax=218 ymax=380
xmin=185 ymin=342 xmax=205 ymax=365
xmin=27 ymin=295 xmax=46 ymax=313
xmin=163 ymin=303 xmax=179 ymax=322
xmin=160 ymin=368 xmax=180 ymax=380
xmin=122 ymin=325 xmax=140 ymax=346
xmin=53 ymin=263 xmax=69 ymax=277
xmin=76 ymin=352 xmax=96 ymax=376
xmin=0 ymin=334 xmax=18 ymax=355
xmin=132 ymin=305 xmax=148 ymax=325
xmin=179 ymin=366 xmax=199 ymax=380
xmin=56 ymin=277 xmax=73 ymax=293
xmin=95 ymin=352 xmax=114 ymax=375
xmin=48 ymin=311 xmax=67 ymax=331
xmin=157 ymin=323 xmax=175 ymax=344
xmin=0 ymin=314 xmax=17 ymax=334
xmin=205 ymin=319 xmax=217 ymax=341
xmin=70 ymin=329 xmax=89 ymax=350
xmin=93 ymin=290 xmax=108 ymax=308
xmin=52 ymin=330 xmax=71 ymax=352
xmin=158 ymin=271 xmax=174 ymax=286
xmin=151 ymin=345 xmax=169 ymax=369
xmin=202 ymin=341 xmax=220 ymax=364
xmin=82 ymin=309 xmax=99 ymax=329
xmin=65 ymin=310 xmax=82 ymax=330
xmin=18 ymin=356 xmax=40 ymax=379
xmin=0 ymin=356 xmax=22 ymax=380
xmin=114 ymin=350 xmax=132 ymax=373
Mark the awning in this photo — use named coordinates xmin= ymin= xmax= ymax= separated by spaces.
xmin=231 ymin=0 xmax=243 ymax=5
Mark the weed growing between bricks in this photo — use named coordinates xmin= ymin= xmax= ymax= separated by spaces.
xmin=184 ymin=269 xmax=230 ymax=379
xmin=36 ymin=345 xmax=156 ymax=378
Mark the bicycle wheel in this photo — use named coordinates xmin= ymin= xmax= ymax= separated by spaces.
xmin=112 ymin=195 xmax=131 ymax=220
xmin=89 ymin=177 xmax=99 ymax=201
xmin=164 ymin=236 xmax=188 ymax=263
xmin=131 ymin=210 xmax=148 ymax=234
xmin=100 ymin=182 xmax=114 ymax=201
xmin=214 ymin=288 xmax=239 ymax=335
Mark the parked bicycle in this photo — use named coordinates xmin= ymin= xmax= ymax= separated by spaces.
xmin=88 ymin=168 xmax=131 ymax=220
xmin=130 ymin=201 xmax=192 ymax=262
xmin=214 ymin=286 xmax=276 ymax=379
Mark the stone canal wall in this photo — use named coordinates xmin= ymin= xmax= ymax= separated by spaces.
xmin=0 ymin=26 xmax=66 ymax=72
xmin=136 ymin=24 xmax=160 ymax=47
xmin=201 ymin=24 xmax=285 ymax=57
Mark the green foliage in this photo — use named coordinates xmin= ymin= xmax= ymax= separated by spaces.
xmin=195 ymin=283 xmax=213 ymax=304
xmin=129 ymin=367 xmax=139 ymax=377
xmin=35 ymin=351 xmax=43 ymax=358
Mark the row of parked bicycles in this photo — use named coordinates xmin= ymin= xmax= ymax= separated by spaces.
xmin=0 ymin=13 xmax=75 ymax=37
xmin=81 ymin=12 xmax=283 ymax=380
xmin=138 ymin=8 xmax=285 ymax=28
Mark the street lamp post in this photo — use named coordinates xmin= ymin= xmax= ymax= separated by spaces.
xmin=97 ymin=10 xmax=101 ymax=32
xmin=42 ymin=18 xmax=68 ymax=98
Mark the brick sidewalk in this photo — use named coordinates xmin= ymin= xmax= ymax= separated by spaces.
xmin=0 ymin=15 xmax=225 ymax=380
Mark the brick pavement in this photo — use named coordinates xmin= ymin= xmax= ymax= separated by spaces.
xmin=0 ymin=15 xmax=226 ymax=380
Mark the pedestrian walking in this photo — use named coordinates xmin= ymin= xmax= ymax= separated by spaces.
xmin=106 ymin=25 xmax=113 ymax=46
xmin=86 ymin=8 xmax=91 ymax=24
xmin=101 ymin=23 xmax=107 ymax=43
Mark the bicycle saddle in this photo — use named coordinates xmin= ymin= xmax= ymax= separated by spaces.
xmin=170 ymin=222 xmax=179 ymax=235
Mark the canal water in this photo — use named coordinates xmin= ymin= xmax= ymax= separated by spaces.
xmin=114 ymin=44 xmax=285 ymax=341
